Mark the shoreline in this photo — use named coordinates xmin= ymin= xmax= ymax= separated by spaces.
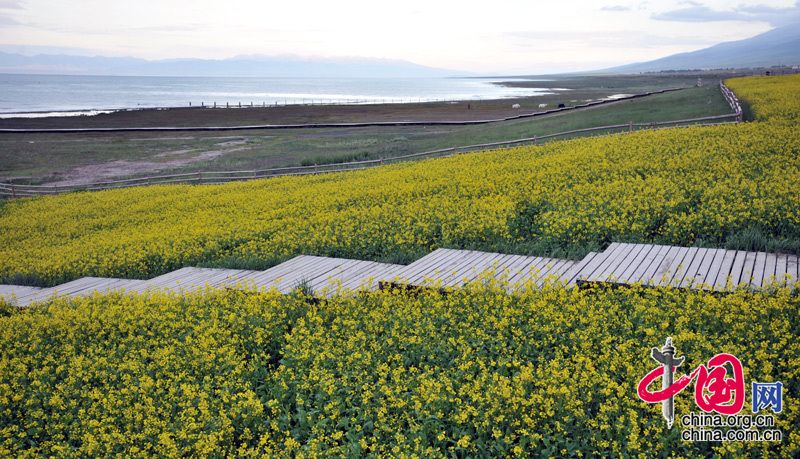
xmin=0 ymin=88 xmax=688 ymax=133
xmin=0 ymin=94 xmax=581 ymax=129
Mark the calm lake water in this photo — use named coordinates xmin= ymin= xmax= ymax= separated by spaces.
xmin=0 ymin=74 xmax=557 ymax=116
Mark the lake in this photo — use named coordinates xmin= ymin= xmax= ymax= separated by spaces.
xmin=0 ymin=74 xmax=558 ymax=117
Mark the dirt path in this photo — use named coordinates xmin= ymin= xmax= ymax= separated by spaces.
xmin=46 ymin=147 xmax=246 ymax=186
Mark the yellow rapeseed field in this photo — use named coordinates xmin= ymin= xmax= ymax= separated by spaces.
xmin=1 ymin=75 xmax=799 ymax=286
xmin=1 ymin=285 xmax=798 ymax=457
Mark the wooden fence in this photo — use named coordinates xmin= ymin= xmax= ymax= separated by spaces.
xmin=0 ymin=84 xmax=744 ymax=198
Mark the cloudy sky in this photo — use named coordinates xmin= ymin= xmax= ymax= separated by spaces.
xmin=0 ymin=0 xmax=798 ymax=73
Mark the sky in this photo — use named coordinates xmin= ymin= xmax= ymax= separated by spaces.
xmin=0 ymin=0 xmax=798 ymax=74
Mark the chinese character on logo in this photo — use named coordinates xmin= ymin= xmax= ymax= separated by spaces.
xmin=752 ymin=381 xmax=783 ymax=413
xmin=638 ymin=338 xmax=746 ymax=427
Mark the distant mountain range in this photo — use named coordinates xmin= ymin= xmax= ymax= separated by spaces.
xmin=609 ymin=24 xmax=800 ymax=73
xmin=3 ymin=23 xmax=799 ymax=77
xmin=0 ymin=53 xmax=465 ymax=78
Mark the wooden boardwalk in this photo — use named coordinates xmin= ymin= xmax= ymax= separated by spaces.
xmin=0 ymin=256 xmax=403 ymax=307
xmin=385 ymin=248 xmax=582 ymax=291
xmin=576 ymin=243 xmax=799 ymax=291
xmin=1 ymin=244 xmax=797 ymax=307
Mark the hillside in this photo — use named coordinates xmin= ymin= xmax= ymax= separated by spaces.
xmin=610 ymin=24 xmax=800 ymax=72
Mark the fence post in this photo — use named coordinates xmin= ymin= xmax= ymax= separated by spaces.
xmin=10 ymin=184 xmax=15 ymax=198
xmin=629 ymin=121 xmax=633 ymax=132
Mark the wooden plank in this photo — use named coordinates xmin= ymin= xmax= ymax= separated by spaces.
xmin=334 ymin=261 xmax=381 ymax=288
xmin=787 ymin=255 xmax=799 ymax=288
xmin=339 ymin=262 xmax=394 ymax=290
xmin=774 ymin=254 xmax=789 ymax=286
xmin=438 ymin=252 xmax=499 ymax=287
xmin=668 ymin=247 xmax=699 ymax=287
xmin=443 ymin=252 xmax=505 ymax=287
xmin=617 ymin=245 xmax=655 ymax=284
xmin=474 ymin=253 xmax=518 ymax=283
xmin=406 ymin=249 xmax=466 ymax=284
xmin=679 ymin=248 xmax=708 ymax=288
xmin=636 ymin=245 xmax=670 ymax=286
xmin=0 ymin=285 xmax=43 ymax=297
xmin=464 ymin=253 xmax=513 ymax=283
xmin=592 ymin=243 xmax=639 ymax=283
xmin=712 ymin=250 xmax=738 ymax=291
xmin=310 ymin=260 xmax=373 ymax=291
xmin=489 ymin=254 xmax=528 ymax=284
xmin=527 ymin=257 xmax=559 ymax=286
xmin=0 ymin=286 xmax=45 ymax=306
xmin=49 ymin=277 xmax=114 ymax=296
xmin=725 ymin=251 xmax=749 ymax=291
xmin=127 ymin=267 xmax=196 ymax=292
xmin=393 ymin=249 xmax=453 ymax=281
xmin=163 ymin=268 xmax=230 ymax=291
xmin=649 ymin=246 xmax=684 ymax=286
xmin=76 ymin=278 xmax=131 ymax=295
xmin=499 ymin=256 xmax=540 ymax=289
xmin=277 ymin=258 xmax=348 ymax=292
xmin=210 ymin=270 xmax=261 ymax=288
xmin=553 ymin=260 xmax=577 ymax=279
xmin=338 ymin=263 xmax=383 ymax=291
xmin=631 ymin=245 xmax=670 ymax=284
xmin=185 ymin=269 xmax=252 ymax=290
xmin=243 ymin=256 xmax=323 ymax=285
xmin=526 ymin=257 xmax=561 ymax=285
xmin=169 ymin=269 xmax=231 ymax=291
xmin=538 ymin=259 xmax=572 ymax=287
xmin=580 ymin=243 xmax=623 ymax=282
xmin=654 ymin=246 xmax=690 ymax=287
xmin=305 ymin=260 xmax=359 ymax=289
xmin=506 ymin=256 xmax=546 ymax=288
xmin=606 ymin=243 xmax=647 ymax=282
xmin=609 ymin=244 xmax=646 ymax=283
xmin=749 ymin=252 xmax=768 ymax=289
xmin=8 ymin=286 xmax=57 ymax=305
xmin=513 ymin=255 xmax=563 ymax=286
xmin=738 ymin=251 xmax=758 ymax=288
xmin=571 ymin=247 xmax=614 ymax=284
xmin=247 ymin=256 xmax=333 ymax=286
xmin=763 ymin=253 xmax=778 ymax=288
xmin=698 ymin=249 xmax=727 ymax=289
xmin=414 ymin=250 xmax=485 ymax=287
xmin=147 ymin=268 xmax=209 ymax=289
xmin=107 ymin=279 xmax=149 ymax=291
xmin=562 ymin=252 xmax=599 ymax=286
xmin=688 ymin=249 xmax=723 ymax=289
xmin=401 ymin=249 xmax=461 ymax=284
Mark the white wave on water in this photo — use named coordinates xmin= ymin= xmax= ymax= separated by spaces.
xmin=0 ymin=110 xmax=115 ymax=119
xmin=0 ymin=74 xmax=569 ymax=115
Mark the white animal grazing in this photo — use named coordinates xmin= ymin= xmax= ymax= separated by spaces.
xmin=512 ymin=103 xmax=521 ymax=109
xmin=538 ymin=103 xmax=548 ymax=108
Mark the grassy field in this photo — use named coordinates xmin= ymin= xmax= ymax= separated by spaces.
xmin=0 ymin=84 xmax=732 ymax=185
